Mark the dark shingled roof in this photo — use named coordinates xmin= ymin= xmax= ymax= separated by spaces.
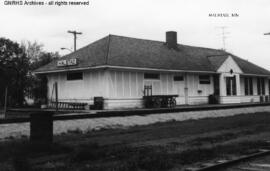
xmin=207 ymin=55 xmax=229 ymax=71
xmin=35 ymin=35 xmax=270 ymax=76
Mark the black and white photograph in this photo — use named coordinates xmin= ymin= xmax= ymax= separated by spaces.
xmin=1 ymin=0 xmax=270 ymax=170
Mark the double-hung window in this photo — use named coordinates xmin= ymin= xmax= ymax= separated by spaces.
xmin=67 ymin=72 xmax=83 ymax=81
xmin=226 ymin=76 xmax=236 ymax=96
xmin=174 ymin=75 xmax=184 ymax=81
xmin=257 ymin=77 xmax=265 ymax=95
xmin=244 ymin=77 xmax=253 ymax=95
xmin=199 ymin=75 xmax=210 ymax=84
xmin=144 ymin=73 xmax=160 ymax=80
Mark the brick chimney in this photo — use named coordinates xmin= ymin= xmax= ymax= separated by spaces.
xmin=166 ymin=31 xmax=178 ymax=49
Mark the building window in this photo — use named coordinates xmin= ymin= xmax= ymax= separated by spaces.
xmin=257 ymin=77 xmax=265 ymax=95
xmin=199 ymin=75 xmax=210 ymax=84
xmin=174 ymin=75 xmax=184 ymax=81
xmin=269 ymin=80 xmax=270 ymax=95
xmin=67 ymin=72 xmax=83 ymax=81
xmin=144 ymin=73 xmax=160 ymax=80
xmin=244 ymin=77 xmax=253 ymax=95
xmin=226 ymin=76 xmax=236 ymax=96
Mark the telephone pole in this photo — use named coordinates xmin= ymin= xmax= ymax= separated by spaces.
xmin=67 ymin=30 xmax=82 ymax=51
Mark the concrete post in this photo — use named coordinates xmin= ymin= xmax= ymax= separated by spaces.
xmin=30 ymin=111 xmax=53 ymax=143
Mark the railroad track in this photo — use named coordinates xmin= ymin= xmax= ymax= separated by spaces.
xmin=186 ymin=149 xmax=270 ymax=171
xmin=27 ymin=148 xmax=270 ymax=171
xmin=220 ymin=154 xmax=270 ymax=171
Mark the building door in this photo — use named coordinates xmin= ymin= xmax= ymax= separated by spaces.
xmin=173 ymin=75 xmax=185 ymax=105
xmin=226 ymin=76 xmax=236 ymax=96
xmin=213 ymin=75 xmax=220 ymax=95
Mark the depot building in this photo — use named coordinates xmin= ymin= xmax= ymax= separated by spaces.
xmin=34 ymin=31 xmax=270 ymax=109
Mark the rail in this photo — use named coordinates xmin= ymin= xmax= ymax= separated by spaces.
xmin=195 ymin=149 xmax=270 ymax=171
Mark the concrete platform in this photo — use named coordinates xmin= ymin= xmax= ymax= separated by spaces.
xmin=1 ymin=103 xmax=270 ymax=141
xmin=1 ymin=102 xmax=270 ymax=124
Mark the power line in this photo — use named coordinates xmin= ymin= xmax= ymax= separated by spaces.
xmin=67 ymin=30 xmax=82 ymax=51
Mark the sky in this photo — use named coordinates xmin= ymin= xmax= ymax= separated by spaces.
xmin=0 ymin=0 xmax=270 ymax=70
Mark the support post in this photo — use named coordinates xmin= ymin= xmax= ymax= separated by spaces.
xmin=55 ymin=82 xmax=58 ymax=112
xmin=30 ymin=111 xmax=53 ymax=143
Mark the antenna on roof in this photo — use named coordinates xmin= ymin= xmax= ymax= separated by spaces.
xmin=216 ymin=26 xmax=230 ymax=51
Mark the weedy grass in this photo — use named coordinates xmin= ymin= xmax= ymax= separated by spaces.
xmin=173 ymin=140 xmax=270 ymax=164
xmin=0 ymin=140 xmax=72 ymax=162
xmin=2 ymin=112 xmax=270 ymax=170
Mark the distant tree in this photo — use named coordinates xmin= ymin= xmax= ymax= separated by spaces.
xmin=0 ymin=39 xmax=60 ymax=107
xmin=21 ymin=40 xmax=44 ymax=63
xmin=30 ymin=51 xmax=60 ymax=70
xmin=27 ymin=52 xmax=60 ymax=105
xmin=0 ymin=38 xmax=29 ymax=107
xmin=21 ymin=41 xmax=60 ymax=105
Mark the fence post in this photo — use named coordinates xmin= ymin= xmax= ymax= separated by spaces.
xmin=3 ymin=86 xmax=8 ymax=118
xmin=30 ymin=111 xmax=53 ymax=143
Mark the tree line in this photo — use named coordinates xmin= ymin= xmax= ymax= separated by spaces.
xmin=0 ymin=37 xmax=60 ymax=107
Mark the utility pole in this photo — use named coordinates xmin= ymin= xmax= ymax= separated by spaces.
xmin=3 ymin=86 xmax=7 ymax=118
xmin=67 ymin=30 xmax=82 ymax=51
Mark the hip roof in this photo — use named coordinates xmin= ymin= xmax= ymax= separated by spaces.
xmin=34 ymin=35 xmax=270 ymax=76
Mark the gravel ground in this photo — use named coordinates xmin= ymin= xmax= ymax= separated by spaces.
xmin=0 ymin=106 xmax=270 ymax=141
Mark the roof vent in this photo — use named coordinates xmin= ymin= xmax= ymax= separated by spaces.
xmin=166 ymin=31 xmax=178 ymax=49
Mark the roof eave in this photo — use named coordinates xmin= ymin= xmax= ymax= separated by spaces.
xmin=33 ymin=65 xmax=217 ymax=74
xmin=239 ymin=73 xmax=270 ymax=77
xmin=34 ymin=65 xmax=270 ymax=77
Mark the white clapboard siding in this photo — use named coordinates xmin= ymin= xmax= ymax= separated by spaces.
xmin=47 ymin=70 xmax=106 ymax=101
xmin=46 ymin=69 xmax=218 ymax=108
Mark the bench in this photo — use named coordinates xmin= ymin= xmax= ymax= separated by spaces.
xmin=48 ymin=101 xmax=87 ymax=110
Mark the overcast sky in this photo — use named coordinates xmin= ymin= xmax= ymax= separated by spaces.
xmin=0 ymin=0 xmax=270 ymax=70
